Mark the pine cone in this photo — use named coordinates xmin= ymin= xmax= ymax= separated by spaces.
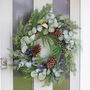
xmin=51 ymin=28 xmax=63 ymax=37
xmin=31 ymin=44 xmax=41 ymax=56
xmin=46 ymin=56 xmax=57 ymax=69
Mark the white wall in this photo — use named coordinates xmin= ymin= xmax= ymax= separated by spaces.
xmin=81 ymin=0 xmax=90 ymax=90
xmin=0 ymin=0 xmax=13 ymax=90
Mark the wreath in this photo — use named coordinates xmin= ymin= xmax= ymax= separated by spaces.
xmin=9 ymin=4 xmax=80 ymax=86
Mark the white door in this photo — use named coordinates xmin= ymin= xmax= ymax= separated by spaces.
xmin=0 ymin=0 xmax=80 ymax=90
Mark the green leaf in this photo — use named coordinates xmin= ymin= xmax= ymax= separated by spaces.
xmin=13 ymin=20 xmax=24 ymax=48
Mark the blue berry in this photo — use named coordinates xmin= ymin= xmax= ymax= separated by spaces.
xmin=60 ymin=57 xmax=64 ymax=61
xmin=30 ymin=49 xmax=32 ymax=51
xmin=36 ymin=66 xmax=39 ymax=69
xmin=60 ymin=63 xmax=64 ymax=66
xmin=71 ymin=47 xmax=74 ymax=50
xmin=26 ymin=44 xmax=29 ymax=46
xmin=25 ymin=50 xmax=29 ymax=54
xmin=38 ymin=70 xmax=43 ymax=73
xmin=40 ymin=65 xmax=43 ymax=69
xmin=38 ymin=71 xmax=41 ymax=73
xmin=25 ymin=52 xmax=27 ymax=55
xmin=62 ymin=51 xmax=64 ymax=53
xmin=67 ymin=24 xmax=70 ymax=26
xmin=61 ymin=67 xmax=67 ymax=70
xmin=62 ymin=20 xmax=64 ymax=23
xmin=62 ymin=40 xmax=66 ymax=45
xmin=68 ymin=28 xmax=71 ymax=31
xmin=43 ymin=65 xmax=46 ymax=68
xmin=29 ymin=53 xmax=32 ymax=56
xmin=67 ymin=43 xmax=70 ymax=45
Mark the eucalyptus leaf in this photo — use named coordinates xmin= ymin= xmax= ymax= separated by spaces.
xmin=31 ymin=71 xmax=38 ymax=78
xmin=38 ymin=73 xmax=46 ymax=81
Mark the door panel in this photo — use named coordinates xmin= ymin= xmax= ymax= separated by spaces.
xmin=53 ymin=0 xmax=70 ymax=18
xmin=13 ymin=0 xmax=33 ymax=33
xmin=13 ymin=0 xmax=33 ymax=90
xmin=14 ymin=71 xmax=33 ymax=90
xmin=53 ymin=0 xmax=70 ymax=90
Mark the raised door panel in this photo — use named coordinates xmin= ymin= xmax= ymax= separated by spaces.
xmin=53 ymin=0 xmax=70 ymax=90
xmin=13 ymin=0 xmax=33 ymax=90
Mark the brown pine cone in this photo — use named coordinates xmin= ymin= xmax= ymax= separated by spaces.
xmin=31 ymin=44 xmax=41 ymax=56
xmin=51 ymin=28 xmax=63 ymax=37
xmin=46 ymin=56 xmax=57 ymax=69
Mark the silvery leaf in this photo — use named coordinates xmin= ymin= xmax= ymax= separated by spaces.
xmin=70 ymin=40 xmax=74 ymax=45
xmin=53 ymin=68 xmax=56 ymax=73
xmin=37 ymin=25 xmax=43 ymax=32
xmin=32 ymin=57 xmax=37 ymax=61
xmin=31 ymin=71 xmax=38 ymax=78
xmin=47 ymin=69 xmax=51 ymax=75
xmin=43 ymin=69 xmax=46 ymax=75
xmin=48 ymin=27 xmax=54 ymax=32
xmin=42 ymin=23 xmax=48 ymax=28
xmin=63 ymin=30 xmax=68 ymax=35
xmin=23 ymin=36 xmax=30 ymax=44
xmin=53 ymin=22 xmax=58 ymax=27
xmin=64 ymin=34 xmax=70 ymax=40
xmin=55 ymin=71 xmax=61 ymax=77
xmin=30 ymin=34 xmax=35 ymax=41
xmin=25 ymin=62 xmax=32 ymax=68
xmin=69 ymin=31 xmax=73 ymax=36
xmin=21 ymin=46 xmax=28 ymax=53
xmin=48 ymin=19 xmax=54 ymax=24
xmin=18 ymin=61 xmax=25 ymax=68
xmin=58 ymin=36 xmax=64 ymax=41
xmin=28 ymin=31 xmax=32 ymax=36
xmin=43 ymin=29 xmax=48 ymax=35
xmin=67 ymin=45 xmax=71 ymax=50
xmin=38 ymin=73 xmax=46 ymax=80
xmin=50 ymin=13 xmax=55 ymax=19
xmin=36 ymin=69 xmax=41 ymax=72
xmin=32 ymin=27 xmax=37 ymax=34
xmin=52 ymin=19 xmax=58 ymax=28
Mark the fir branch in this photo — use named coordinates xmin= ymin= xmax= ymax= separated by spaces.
xmin=28 ymin=9 xmax=39 ymax=28
xmin=28 ymin=4 xmax=52 ymax=28
xmin=13 ymin=20 xmax=24 ymax=48
xmin=38 ymin=4 xmax=52 ymax=20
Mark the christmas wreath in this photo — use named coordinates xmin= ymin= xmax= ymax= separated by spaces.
xmin=9 ymin=4 xmax=80 ymax=86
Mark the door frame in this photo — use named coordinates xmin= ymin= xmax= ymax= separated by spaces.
xmin=0 ymin=0 xmax=13 ymax=90
xmin=70 ymin=0 xmax=80 ymax=90
xmin=0 ymin=0 xmax=80 ymax=90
